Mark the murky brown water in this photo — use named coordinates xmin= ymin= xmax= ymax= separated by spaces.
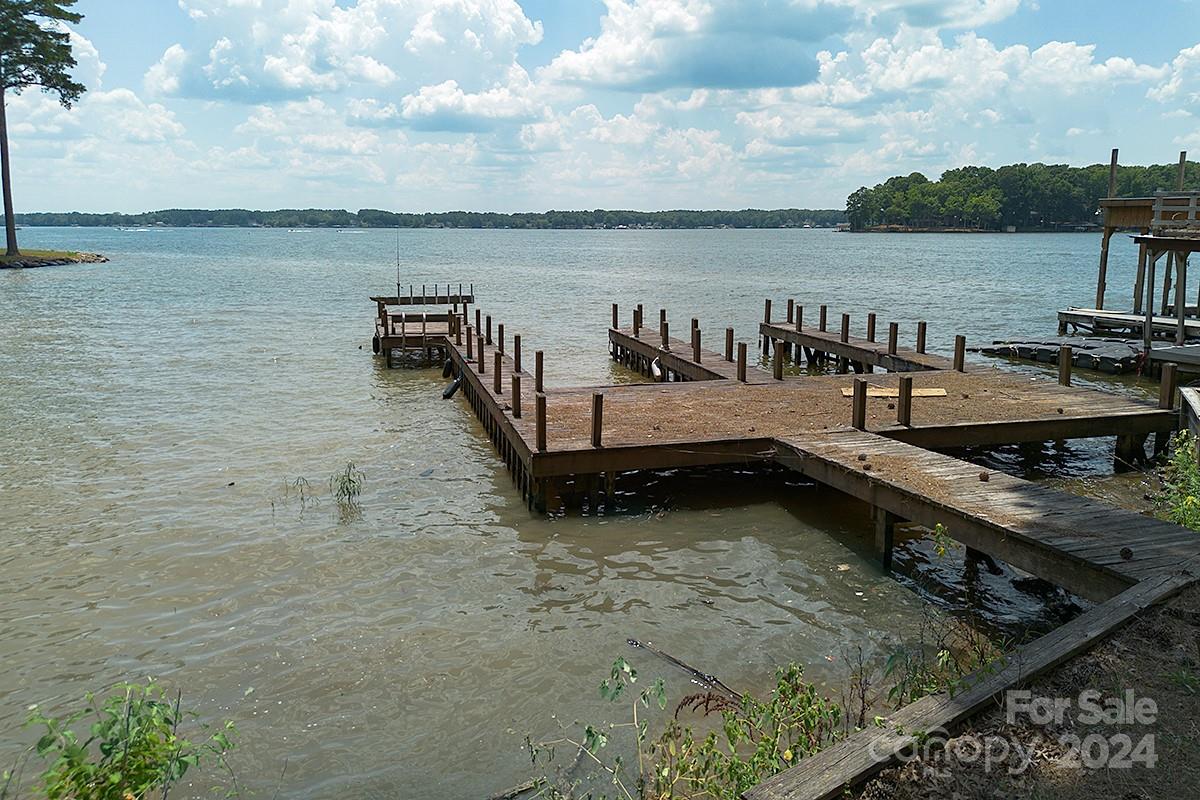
xmin=0 ymin=227 xmax=1163 ymax=797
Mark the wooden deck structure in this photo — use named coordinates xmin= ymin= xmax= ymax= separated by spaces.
xmin=371 ymin=292 xmax=1199 ymax=798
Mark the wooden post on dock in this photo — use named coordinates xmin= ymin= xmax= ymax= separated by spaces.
xmin=737 ymin=342 xmax=747 ymax=382
xmin=774 ymin=340 xmax=784 ymax=380
xmin=474 ymin=309 xmax=481 ymax=334
xmin=840 ymin=313 xmax=850 ymax=343
xmin=455 ymin=316 xmax=462 ymax=346
xmin=661 ymin=321 xmax=670 ymax=351
xmin=887 ymin=322 xmax=898 ymax=355
xmin=897 ymin=375 xmax=912 ymax=426
xmin=612 ymin=303 xmax=618 ymax=329
xmin=953 ymin=335 xmax=966 ymax=372
xmin=511 ymin=374 xmax=522 ymax=418
xmin=591 ymin=393 xmax=604 ymax=448
xmin=867 ymin=313 xmax=876 ymax=342
xmin=477 ymin=336 xmax=485 ymax=370
xmin=1160 ymin=363 xmax=1179 ymax=409
xmin=466 ymin=326 xmax=474 ymax=358
xmin=692 ymin=328 xmax=702 ymax=363
xmin=660 ymin=308 xmax=667 ymax=327
xmin=1059 ymin=346 xmax=1073 ymax=386
xmin=633 ymin=307 xmax=641 ymax=338
xmin=764 ymin=298 xmax=772 ymax=324
xmin=513 ymin=335 xmax=521 ymax=373
xmin=691 ymin=317 xmax=699 ymax=333
xmin=819 ymin=305 xmax=827 ymax=331
xmin=795 ymin=305 xmax=803 ymax=331
xmin=786 ymin=298 xmax=794 ymax=324
xmin=851 ymin=378 xmax=867 ymax=429
xmin=725 ymin=327 xmax=734 ymax=361
xmin=498 ymin=323 xmax=504 ymax=353
xmin=1096 ymin=148 xmax=1120 ymax=310
xmin=535 ymin=351 xmax=544 ymax=393
xmin=916 ymin=321 xmax=927 ymax=354
xmin=535 ymin=393 xmax=547 ymax=451
xmin=486 ymin=315 xmax=492 ymax=345
xmin=493 ymin=352 xmax=502 ymax=393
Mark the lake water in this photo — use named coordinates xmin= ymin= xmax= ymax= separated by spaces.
xmin=0 ymin=227 xmax=1155 ymax=797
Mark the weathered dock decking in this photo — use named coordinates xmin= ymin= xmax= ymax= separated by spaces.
xmin=371 ymin=293 xmax=1199 ymax=799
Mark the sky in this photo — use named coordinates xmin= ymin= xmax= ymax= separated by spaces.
xmin=5 ymin=0 xmax=1200 ymax=213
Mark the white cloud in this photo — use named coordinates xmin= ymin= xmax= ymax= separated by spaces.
xmin=1149 ymin=43 xmax=1200 ymax=107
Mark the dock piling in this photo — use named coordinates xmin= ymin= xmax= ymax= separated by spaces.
xmin=737 ymin=342 xmax=747 ymax=382
xmin=486 ymin=315 xmax=492 ymax=345
xmin=786 ymin=299 xmax=794 ymax=323
xmin=514 ymin=335 xmax=522 ymax=373
xmin=840 ymin=313 xmax=850 ymax=344
xmin=1160 ymin=363 xmax=1179 ymax=409
xmin=953 ymin=335 xmax=966 ymax=372
xmin=819 ymin=305 xmax=828 ymax=332
xmin=611 ymin=303 xmax=618 ymax=329
xmin=633 ymin=307 xmax=641 ymax=338
xmin=773 ymin=340 xmax=784 ymax=380
xmin=917 ymin=321 xmax=927 ymax=354
xmin=591 ymin=393 xmax=604 ymax=448
xmin=498 ymin=323 xmax=504 ymax=353
xmin=764 ymin=298 xmax=772 ymax=324
xmin=466 ymin=326 xmax=474 ymax=358
xmin=535 ymin=393 xmax=547 ymax=452
xmin=692 ymin=328 xmax=702 ymax=363
xmin=887 ymin=322 xmax=898 ymax=356
xmin=867 ymin=313 xmax=876 ymax=342
xmin=898 ymin=375 xmax=913 ymax=426
xmin=1059 ymin=346 xmax=1072 ymax=386
xmin=477 ymin=336 xmax=485 ymax=369
xmin=725 ymin=327 xmax=734 ymax=362
xmin=875 ymin=510 xmax=897 ymax=570
xmin=795 ymin=305 xmax=803 ymax=332
xmin=852 ymin=378 xmax=867 ymax=430
xmin=661 ymin=321 xmax=670 ymax=351
xmin=493 ymin=352 xmax=502 ymax=393
xmin=535 ymin=351 xmax=544 ymax=393
xmin=512 ymin=375 xmax=522 ymax=418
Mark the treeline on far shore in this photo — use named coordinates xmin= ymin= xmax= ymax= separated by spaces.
xmin=846 ymin=160 xmax=1199 ymax=231
xmin=12 ymin=208 xmax=846 ymax=230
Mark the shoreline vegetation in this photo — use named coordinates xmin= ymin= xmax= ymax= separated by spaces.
xmin=11 ymin=208 xmax=847 ymax=230
xmin=0 ymin=249 xmax=107 ymax=268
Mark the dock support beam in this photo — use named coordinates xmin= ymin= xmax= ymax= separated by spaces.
xmin=875 ymin=510 xmax=897 ymax=571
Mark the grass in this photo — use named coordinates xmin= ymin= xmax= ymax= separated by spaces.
xmin=0 ymin=249 xmax=83 ymax=264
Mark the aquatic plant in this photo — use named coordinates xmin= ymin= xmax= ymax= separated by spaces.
xmin=8 ymin=680 xmax=236 ymax=800
xmin=1156 ymin=431 xmax=1200 ymax=531
xmin=329 ymin=462 xmax=366 ymax=521
xmin=882 ymin=607 xmax=1008 ymax=708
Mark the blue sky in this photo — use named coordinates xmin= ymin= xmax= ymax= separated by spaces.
xmin=7 ymin=0 xmax=1200 ymax=212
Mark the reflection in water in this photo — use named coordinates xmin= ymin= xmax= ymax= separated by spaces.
xmin=0 ymin=227 xmax=1153 ymax=798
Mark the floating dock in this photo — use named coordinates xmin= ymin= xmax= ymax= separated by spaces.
xmin=371 ymin=291 xmax=1199 ymax=798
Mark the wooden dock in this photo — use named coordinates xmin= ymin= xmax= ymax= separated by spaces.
xmin=371 ymin=293 xmax=1199 ymax=798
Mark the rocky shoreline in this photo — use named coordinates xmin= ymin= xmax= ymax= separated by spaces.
xmin=0 ymin=251 xmax=109 ymax=269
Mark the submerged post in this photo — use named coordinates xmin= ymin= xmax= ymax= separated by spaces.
xmin=591 ymin=392 xmax=604 ymax=448
xmin=916 ymin=321 xmax=927 ymax=354
xmin=725 ymin=327 xmax=734 ymax=362
xmin=953 ymin=335 xmax=966 ymax=372
xmin=898 ymin=375 xmax=913 ymax=426
xmin=535 ymin=351 xmax=544 ymax=393
xmin=737 ymin=342 xmax=747 ymax=382
xmin=1058 ymin=345 xmax=1072 ymax=386
xmin=773 ymin=340 xmax=784 ymax=380
xmin=851 ymin=378 xmax=867 ymax=430
xmin=535 ymin=393 xmax=547 ymax=451
xmin=511 ymin=374 xmax=522 ymax=418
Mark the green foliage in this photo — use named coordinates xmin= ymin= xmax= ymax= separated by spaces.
xmin=0 ymin=0 xmax=86 ymax=104
xmin=1155 ymin=431 xmax=1200 ymax=530
xmin=845 ymin=160 xmax=1200 ymax=231
xmin=649 ymin=665 xmax=841 ymax=800
xmin=19 ymin=680 xmax=235 ymax=800
xmin=930 ymin=523 xmax=953 ymax=558
xmin=13 ymin=208 xmax=847 ymax=230
xmin=881 ymin=610 xmax=1007 ymax=708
